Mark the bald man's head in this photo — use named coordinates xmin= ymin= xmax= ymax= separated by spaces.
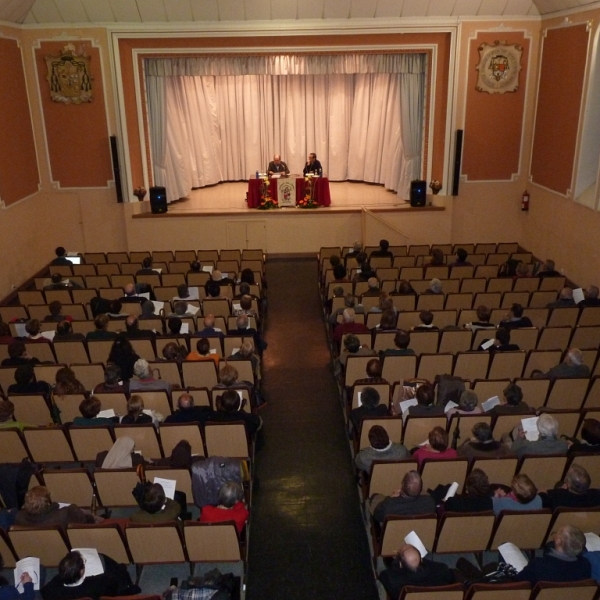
xmin=177 ymin=393 xmax=194 ymax=410
xmin=124 ymin=283 xmax=136 ymax=296
xmin=398 ymin=544 xmax=421 ymax=571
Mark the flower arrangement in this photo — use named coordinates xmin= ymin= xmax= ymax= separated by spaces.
xmin=299 ymin=176 xmax=318 ymax=208
xmin=133 ymin=186 xmax=147 ymax=201
xmin=257 ymin=176 xmax=278 ymax=210
xmin=429 ymin=180 xmax=442 ymax=194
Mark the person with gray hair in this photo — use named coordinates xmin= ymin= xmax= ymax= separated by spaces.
xmin=328 ymin=291 xmax=363 ymax=324
xmin=516 ymin=525 xmax=590 ymax=585
xmin=511 ymin=413 xmax=568 ymax=458
xmin=128 ymin=358 xmax=173 ymax=397
xmin=446 ymin=389 xmax=482 ymax=419
xmin=537 ymin=258 xmax=561 ymax=278
xmin=578 ymin=285 xmax=600 ymax=307
xmin=199 ymin=481 xmax=249 ymax=533
xmin=541 ymin=464 xmax=600 ymax=510
xmin=547 ymin=287 xmax=576 ymax=308
xmin=457 ymin=422 xmax=512 ymax=459
xmin=424 ymin=278 xmax=443 ymax=295
xmin=370 ymin=470 xmax=435 ymax=524
xmin=540 ymin=348 xmax=591 ymax=379
xmin=332 ymin=307 xmax=370 ymax=344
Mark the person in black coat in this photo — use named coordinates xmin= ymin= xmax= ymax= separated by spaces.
xmin=302 ymin=152 xmax=322 ymax=175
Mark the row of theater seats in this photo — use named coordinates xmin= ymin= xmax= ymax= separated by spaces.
xmin=81 ymin=249 xmax=264 ymax=264
xmin=0 ymin=420 xmax=253 ymax=464
xmin=344 ymin=350 xmax=600 ymax=389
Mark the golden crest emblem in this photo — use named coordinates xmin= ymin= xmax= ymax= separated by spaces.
xmin=476 ymin=40 xmax=522 ymax=94
xmin=45 ymin=44 xmax=93 ymax=104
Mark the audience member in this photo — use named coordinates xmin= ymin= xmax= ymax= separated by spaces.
xmin=124 ymin=315 xmax=155 ymax=339
xmin=541 ymin=464 xmax=600 ymax=510
xmin=348 ymin=386 xmax=388 ymax=437
xmin=332 ymin=308 xmax=370 ymax=344
xmin=444 ymin=469 xmax=494 ymax=513
xmin=487 ymin=382 xmax=532 ymax=416
xmin=119 ymin=283 xmax=145 ymax=306
xmin=120 ymin=394 xmax=153 ymax=425
xmin=412 ymin=426 xmax=458 ymax=466
xmin=106 ymin=335 xmax=140 ymax=380
xmin=16 ymin=486 xmax=94 ymax=527
xmin=1 ymin=341 xmax=39 ymax=366
xmin=0 ymin=399 xmax=34 ymax=431
xmin=128 ymin=358 xmax=173 ymax=396
xmin=199 ymin=481 xmax=249 ymax=534
xmin=54 ymin=320 xmax=85 ymax=342
xmin=464 ymin=305 xmax=496 ymax=332
xmin=92 ymin=363 xmax=128 ymax=395
xmin=537 ymin=259 xmax=561 ymax=278
xmin=412 ymin=310 xmax=437 ymax=331
xmin=407 ymin=384 xmax=443 ymax=417
xmin=49 ymin=246 xmax=71 ymax=266
xmin=457 ymin=422 xmax=512 ymax=459
xmin=536 ymin=348 xmax=590 ymax=379
xmin=449 ymin=248 xmax=472 ymax=268
xmin=492 ymin=474 xmax=542 ymax=515
xmin=72 ymin=396 xmax=115 ymax=427
xmin=479 ymin=327 xmax=520 ymax=352
xmin=43 ymin=300 xmax=70 ymax=322
xmin=186 ymin=337 xmax=219 ymax=365
xmin=43 ymin=272 xmax=82 ymax=290
xmin=446 ymin=389 xmax=482 ymax=418
xmin=206 ymin=389 xmax=262 ymax=436
xmin=164 ymin=392 xmax=210 ymax=424
xmin=425 ymin=248 xmax=444 ymax=267
xmin=379 ymin=330 xmax=415 ymax=359
xmin=353 ymin=358 xmax=389 ymax=387
xmin=195 ymin=314 xmax=224 ymax=338
xmin=511 ymin=413 xmax=568 ymax=458
xmin=53 ymin=366 xmax=85 ymax=396
xmin=547 ymin=287 xmax=576 ymax=308
xmin=578 ymin=285 xmax=600 ymax=307
xmin=423 ymin=278 xmax=443 ymax=294
xmin=355 ymin=425 xmax=409 ymax=473
xmin=370 ymin=239 xmax=393 ymax=260
xmin=131 ymin=482 xmax=181 ymax=523
xmin=568 ymin=418 xmax=600 ymax=454
xmin=7 ymin=363 xmax=50 ymax=397
xmin=86 ymin=314 xmax=117 ymax=341
xmin=499 ymin=303 xmax=533 ymax=330
xmin=24 ymin=319 xmax=49 ymax=343
xmin=339 ymin=334 xmax=376 ymax=370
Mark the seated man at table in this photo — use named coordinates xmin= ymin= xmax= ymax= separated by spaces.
xmin=267 ymin=154 xmax=289 ymax=176
xmin=303 ymin=152 xmax=322 ymax=175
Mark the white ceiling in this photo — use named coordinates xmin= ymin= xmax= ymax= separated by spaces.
xmin=0 ymin=0 xmax=597 ymax=24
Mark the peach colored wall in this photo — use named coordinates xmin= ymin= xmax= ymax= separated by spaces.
xmin=34 ymin=41 xmax=112 ymax=188
xmin=0 ymin=38 xmax=39 ymax=206
xmin=531 ymin=24 xmax=588 ymax=195
xmin=462 ymin=32 xmax=530 ymax=181
xmin=117 ymin=32 xmax=451 ymax=196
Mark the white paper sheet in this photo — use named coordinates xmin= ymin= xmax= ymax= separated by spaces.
xmin=72 ymin=548 xmax=104 ymax=577
xmin=482 ymin=396 xmax=501 ymax=412
xmin=443 ymin=482 xmax=459 ymax=501
xmin=187 ymin=304 xmax=200 ymax=315
xmin=573 ymin=288 xmax=585 ymax=304
xmin=14 ymin=323 xmax=28 ymax=337
xmin=233 ymin=303 xmax=242 ymax=311
xmin=521 ymin=416 xmax=539 ymax=441
xmin=481 ymin=338 xmax=495 ymax=350
xmin=187 ymin=287 xmax=199 ymax=300
xmin=152 ymin=301 xmax=165 ymax=313
xmin=138 ymin=292 xmax=151 ymax=300
xmin=97 ymin=409 xmax=116 ymax=418
xmin=357 ymin=391 xmax=362 ymax=407
xmin=153 ymin=477 xmax=176 ymax=500
xmin=14 ymin=556 xmax=40 ymax=591
xmin=399 ymin=398 xmax=418 ymax=415
xmin=498 ymin=542 xmax=528 ymax=572
xmin=41 ymin=330 xmax=55 ymax=341
xmin=209 ymin=348 xmax=217 ymax=355
xmin=180 ymin=323 xmax=189 ymax=334
xmin=202 ymin=265 xmax=214 ymax=273
xmin=404 ymin=531 xmax=428 ymax=558
xmin=585 ymin=532 xmax=600 ymax=551
xmin=444 ymin=401 xmax=459 ymax=413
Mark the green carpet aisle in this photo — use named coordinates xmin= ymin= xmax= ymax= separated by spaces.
xmin=245 ymin=258 xmax=379 ymax=599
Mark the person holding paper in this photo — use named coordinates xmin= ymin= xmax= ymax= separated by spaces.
xmin=0 ymin=568 xmax=34 ymax=600
xmin=379 ymin=543 xmax=455 ymax=600
xmin=457 ymin=423 xmax=512 ymax=460
xmin=492 ymin=474 xmax=542 ymax=515
xmin=186 ymin=337 xmax=220 ymax=365
xmin=511 ymin=413 xmax=568 ymax=458
xmin=118 ymin=283 xmax=145 ymax=306
xmin=72 ymin=396 xmax=116 ymax=427
xmin=478 ymin=327 xmax=520 ymax=352
xmin=130 ymin=482 xmax=182 ymax=524
xmin=444 ymin=468 xmax=494 ymax=513
xmin=199 ymin=481 xmax=249 ymax=533
xmin=445 ymin=389 xmax=483 ymax=419
xmin=515 ymin=526 xmax=591 ymax=585
xmin=41 ymin=550 xmax=139 ymax=600
xmin=267 ymin=154 xmax=289 ymax=176
xmin=487 ymin=382 xmax=533 ymax=417
xmin=355 ymin=425 xmax=409 ymax=472
xmin=407 ymin=384 xmax=444 ymax=417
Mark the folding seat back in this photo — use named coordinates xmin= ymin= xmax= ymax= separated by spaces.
xmin=162 ymin=273 xmax=186 ymax=287
xmin=95 ymin=264 xmax=119 ymax=276
xmin=54 ymin=393 xmax=87 ymax=424
xmin=202 ymin=298 xmax=231 ymax=318
xmin=393 ymin=256 xmax=415 ymax=268
xmin=128 ymin=338 xmax=156 ymax=361
xmin=571 ymin=326 xmax=600 ymax=349
xmin=539 ymin=276 xmax=566 ymax=292
xmin=379 ymin=515 xmax=438 ymax=558
xmin=423 ymin=266 xmax=449 ymax=280
xmin=94 ymin=469 xmax=141 ymax=508
xmin=579 ymin=307 xmax=600 ymax=327
xmin=450 ymin=266 xmax=474 ymax=280
xmin=487 ymin=278 xmax=513 ymax=293
xmin=126 ymin=523 xmax=186 ymax=566
xmin=44 ymin=289 xmax=73 ymax=304
xmin=522 ymin=308 xmax=549 ymax=329
xmin=184 ymin=521 xmax=242 ymax=564
xmin=434 ymin=512 xmax=495 ymax=553
xmin=390 ymin=294 xmax=417 ymax=312
xmin=358 ymin=417 xmax=402 ymax=450
xmin=53 ymin=340 xmax=90 ymax=365
xmin=420 ymin=458 xmax=469 ymax=494
xmin=472 ymin=328 xmax=496 ymax=350
xmin=532 ymin=580 xmax=598 ymax=600
xmin=438 ymin=329 xmax=472 ymax=353
xmin=160 ymin=423 xmax=205 ymax=457
xmin=367 ymin=460 xmax=418 ymax=497
xmin=474 ymin=265 xmax=499 ymax=280
xmin=488 ymin=509 xmax=552 ymax=551
xmin=416 ymin=353 xmax=453 ymax=383
xmin=0 ymin=306 xmax=29 ymax=322
xmin=472 ymin=379 xmax=510 ymax=405
xmin=197 ymin=250 xmax=219 ymax=263
xmin=545 ymin=378 xmax=589 ymax=411
xmin=486 ymin=253 xmax=509 ymax=266
xmin=517 ymin=455 xmax=568 ymax=491
xmin=113 ymin=424 xmax=162 ymax=459
xmin=547 ymin=308 xmax=580 ymax=328
xmin=453 ymin=352 xmax=489 ymax=381
xmin=537 ymin=326 xmax=573 ymax=350
xmin=492 ymin=413 xmax=531 ymax=440
xmin=513 ymin=277 xmax=540 ymax=292
xmin=69 ymin=363 xmax=104 ymax=392
xmin=68 ymin=425 xmax=114 ymax=462
xmin=514 ymin=378 xmax=550 ymax=409
xmin=9 ymin=526 xmax=69 ymax=567
xmin=18 ymin=291 xmax=44 ymax=306
xmin=8 ymin=394 xmax=52 ymax=426
xmin=509 ymin=327 xmax=539 ymax=351
xmin=409 ymin=331 xmax=439 ymax=356
xmin=523 ymin=349 xmax=562 ymax=378
xmin=457 ymin=309 xmax=480 ymax=327
xmin=87 ymin=340 xmax=115 ymax=364
xmin=381 ymin=355 xmax=417 ymax=383
xmin=344 ymin=356 xmax=376 ymax=387
xmin=0 ymin=429 xmax=31 ymax=463
xmin=529 ymin=291 xmax=558 ymax=308
xmin=182 ymin=360 xmax=218 ymax=389
xmin=24 ymin=342 xmax=55 ymax=363
xmin=204 ymin=422 xmax=250 ymax=460
xmin=67 ymin=523 xmax=132 ymax=565
xmin=473 ymin=292 xmax=502 ymax=309
xmin=0 ymin=529 xmax=17 ymax=568
xmin=23 ymin=426 xmax=75 ymax=463
xmin=149 ymin=361 xmax=182 ymax=388
xmin=445 ymin=293 xmax=474 ymax=311
xmin=501 ymin=291 xmax=530 ymax=309
xmin=370 ymin=256 xmax=392 ymax=268
xmin=416 ymin=294 xmax=445 ymax=311
xmin=487 ymin=351 xmax=526 ymax=380
xmin=402 ymin=416 xmax=447 ymax=449
xmin=470 ymin=457 xmax=519 ymax=487
xmin=42 ymin=469 xmax=94 ymax=508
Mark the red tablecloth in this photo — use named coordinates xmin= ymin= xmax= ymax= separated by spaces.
xmin=247 ymin=177 xmax=331 ymax=208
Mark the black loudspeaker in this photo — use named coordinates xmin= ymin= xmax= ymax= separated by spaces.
xmin=410 ymin=180 xmax=427 ymax=207
xmin=109 ymin=135 xmax=123 ymax=203
xmin=452 ymin=129 xmax=463 ymax=196
xmin=150 ymin=186 xmax=168 ymax=214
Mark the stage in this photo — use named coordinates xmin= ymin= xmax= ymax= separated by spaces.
xmin=124 ymin=181 xmax=449 ymax=254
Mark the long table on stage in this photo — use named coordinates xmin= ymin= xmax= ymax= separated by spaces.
xmin=247 ymin=176 xmax=331 ymax=208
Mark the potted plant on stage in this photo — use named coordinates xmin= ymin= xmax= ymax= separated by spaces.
xmin=257 ymin=175 xmax=278 ymax=210
xmin=429 ymin=180 xmax=442 ymax=195
xmin=298 ymin=175 xmax=318 ymax=208
xmin=133 ymin=186 xmax=147 ymax=201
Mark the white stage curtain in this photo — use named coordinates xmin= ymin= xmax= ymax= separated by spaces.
xmin=145 ymin=54 xmax=426 ymax=200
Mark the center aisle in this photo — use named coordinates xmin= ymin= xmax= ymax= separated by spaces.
xmin=246 ymin=258 xmax=379 ymax=599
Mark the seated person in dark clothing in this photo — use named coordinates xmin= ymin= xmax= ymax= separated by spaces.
xmin=407 ymin=383 xmax=444 ymax=417
xmin=379 ymin=329 xmax=415 ymax=359
xmin=120 ymin=394 xmax=153 ymax=425
xmin=136 ymin=256 xmax=156 ymax=276
xmin=54 ymin=320 xmax=86 ymax=342
xmin=124 ymin=315 xmax=155 ymax=339
xmin=515 ymin=525 xmax=591 ymax=585
xmin=578 ymin=285 xmax=600 ymax=307
xmin=499 ymin=303 xmax=533 ymax=330
xmin=41 ymin=549 xmax=138 ymax=600
xmin=547 ymin=287 xmax=577 ymax=309
xmin=43 ymin=300 xmax=71 ymax=323
xmin=43 ymin=272 xmax=82 ymax=291
xmin=24 ymin=319 xmax=49 ymax=343
xmin=568 ymin=418 xmax=600 ymax=454
xmin=478 ymin=327 xmax=520 ymax=352
xmin=1 ymin=341 xmax=40 ymax=366
xmin=195 ymin=314 xmax=224 ymax=338
xmin=16 ymin=486 xmax=94 ymax=527
xmin=370 ymin=470 xmax=436 ymax=524
xmin=535 ymin=348 xmax=591 ymax=379
xmin=130 ymin=482 xmax=182 ymax=524
xmin=412 ymin=310 xmax=438 ymax=331
xmin=487 ymin=381 xmax=532 ymax=416
xmin=92 ymin=363 xmax=128 ymax=395
xmin=72 ymin=396 xmax=115 ymax=427
xmin=86 ymin=314 xmax=118 ymax=341
xmin=353 ymin=358 xmax=389 ymax=388
xmin=206 ymin=389 xmax=262 ymax=436
xmin=457 ymin=422 xmax=512 ymax=459
xmin=369 ymin=239 xmax=394 ymax=260
xmin=541 ymin=464 xmax=600 ymax=510
xmin=107 ymin=299 xmax=128 ymax=319
xmin=106 ymin=335 xmax=140 ymax=380
xmin=7 ymin=363 xmax=50 ymax=397
xmin=164 ymin=392 xmax=210 ymax=424
xmin=348 ymin=386 xmax=388 ymax=437
xmin=119 ymin=282 xmax=145 ymax=305
xmin=379 ymin=543 xmax=455 ymax=600
xmin=50 ymin=245 xmax=71 ymax=266
xmin=464 ymin=304 xmax=497 ymax=332
xmin=444 ymin=468 xmax=494 ymax=513
xmin=537 ymin=258 xmax=561 ymax=278
xmin=448 ymin=247 xmax=472 ymax=268
xmin=352 ymin=261 xmax=377 ymax=283
xmin=355 ymin=425 xmax=409 ymax=473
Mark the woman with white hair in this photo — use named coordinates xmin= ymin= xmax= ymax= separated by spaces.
xmin=511 ymin=413 xmax=568 ymax=458
xmin=199 ymin=481 xmax=249 ymax=533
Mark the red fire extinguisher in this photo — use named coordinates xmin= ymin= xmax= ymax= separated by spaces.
xmin=522 ymin=190 xmax=530 ymax=212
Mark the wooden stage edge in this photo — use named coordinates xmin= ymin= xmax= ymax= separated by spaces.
xmin=132 ymin=202 xmax=445 ymax=219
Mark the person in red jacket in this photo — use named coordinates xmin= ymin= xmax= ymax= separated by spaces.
xmin=200 ymin=481 xmax=249 ymax=534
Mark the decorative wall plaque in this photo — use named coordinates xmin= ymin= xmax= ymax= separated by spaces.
xmin=476 ymin=40 xmax=523 ymax=94
xmin=45 ymin=43 xmax=93 ymax=104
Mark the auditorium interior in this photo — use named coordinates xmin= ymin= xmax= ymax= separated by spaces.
xmin=2 ymin=0 xmax=600 ymax=598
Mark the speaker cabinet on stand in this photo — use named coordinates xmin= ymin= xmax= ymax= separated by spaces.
xmin=149 ymin=186 xmax=168 ymax=214
xmin=410 ymin=180 xmax=427 ymax=207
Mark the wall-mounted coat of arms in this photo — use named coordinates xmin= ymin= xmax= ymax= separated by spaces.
xmin=45 ymin=43 xmax=93 ymax=104
xmin=476 ymin=40 xmax=523 ymax=94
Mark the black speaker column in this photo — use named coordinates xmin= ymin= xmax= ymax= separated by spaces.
xmin=150 ymin=186 xmax=168 ymax=214
xmin=109 ymin=135 xmax=123 ymax=204
xmin=410 ymin=180 xmax=427 ymax=207
xmin=452 ymin=129 xmax=463 ymax=197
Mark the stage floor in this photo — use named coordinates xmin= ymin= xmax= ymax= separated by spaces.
xmin=130 ymin=181 xmax=443 ymax=217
